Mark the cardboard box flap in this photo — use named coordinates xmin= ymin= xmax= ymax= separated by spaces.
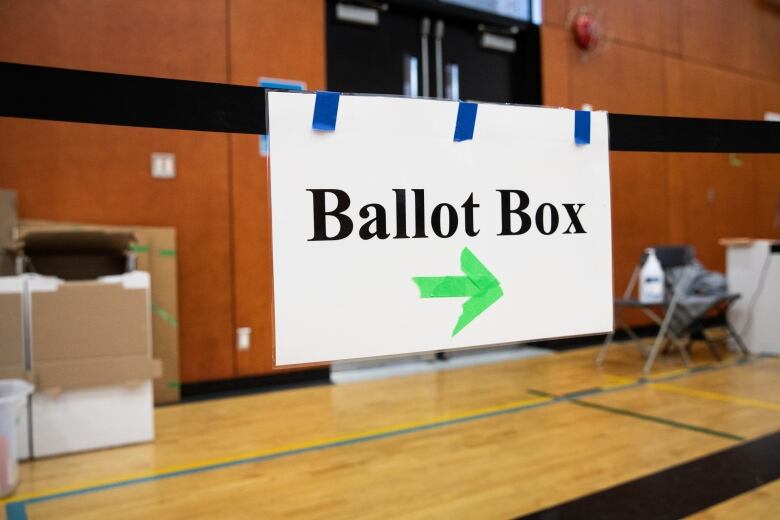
xmin=20 ymin=231 xmax=136 ymax=255
xmin=34 ymin=357 xmax=162 ymax=391
xmin=31 ymin=274 xmax=151 ymax=362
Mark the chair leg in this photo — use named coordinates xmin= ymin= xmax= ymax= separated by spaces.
xmin=621 ymin=321 xmax=644 ymax=353
xmin=673 ymin=336 xmax=693 ymax=367
xmin=724 ymin=319 xmax=750 ymax=357
xmin=702 ymin=332 xmax=722 ymax=361
xmin=643 ymin=330 xmax=667 ymax=376
xmin=596 ymin=330 xmax=614 ymax=366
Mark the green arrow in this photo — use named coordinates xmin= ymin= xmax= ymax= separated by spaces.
xmin=413 ymin=247 xmax=504 ymax=337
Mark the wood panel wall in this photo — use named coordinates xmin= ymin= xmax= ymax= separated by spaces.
xmin=0 ymin=1 xmax=777 ymax=383
xmin=542 ymin=0 xmax=780 ymax=319
xmin=228 ymin=0 xmax=326 ymax=376
xmin=0 ymin=0 xmax=326 ymax=382
xmin=0 ymin=0 xmax=236 ymax=383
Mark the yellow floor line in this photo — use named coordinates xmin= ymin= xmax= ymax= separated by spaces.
xmin=1 ymin=395 xmax=552 ymax=505
xmin=651 ymin=383 xmax=780 ymax=412
xmin=645 ymin=367 xmax=692 ymax=380
xmin=604 ymin=355 xmax=747 ymax=385
xmin=603 ymin=360 xmax=780 ymax=412
xmin=603 ymin=375 xmax=637 ymax=387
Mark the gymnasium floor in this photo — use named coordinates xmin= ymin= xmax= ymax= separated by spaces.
xmin=3 ymin=342 xmax=780 ymax=519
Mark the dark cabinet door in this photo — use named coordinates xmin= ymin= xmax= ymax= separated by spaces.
xmin=327 ymin=1 xmax=427 ymax=97
xmin=326 ymin=1 xmax=540 ymax=105
xmin=438 ymin=18 xmax=540 ymax=104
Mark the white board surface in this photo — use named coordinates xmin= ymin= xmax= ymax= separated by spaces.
xmin=268 ymin=92 xmax=612 ymax=365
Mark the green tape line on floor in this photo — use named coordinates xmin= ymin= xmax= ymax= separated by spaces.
xmin=152 ymin=302 xmax=179 ymax=328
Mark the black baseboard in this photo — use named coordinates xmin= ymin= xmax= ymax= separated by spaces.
xmin=180 ymin=318 xmax=730 ymax=401
xmin=528 ymin=325 xmax=656 ymax=351
xmin=180 ymin=367 xmax=331 ymax=403
xmin=529 ymin=315 xmax=727 ymax=351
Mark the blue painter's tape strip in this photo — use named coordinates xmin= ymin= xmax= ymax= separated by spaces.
xmin=312 ymin=91 xmax=340 ymax=132
xmin=575 ymin=110 xmax=591 ymax=145
xmin=5 ymin=502 xmax=27 ymax=520
xmin=453 ymin=101 xmax=478 ymax=142
xmin=259 ymin=81 xmax=304 ymax=91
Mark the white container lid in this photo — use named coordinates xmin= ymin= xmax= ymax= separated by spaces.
xmin=0 ymin=380 xmax=33 ymax=403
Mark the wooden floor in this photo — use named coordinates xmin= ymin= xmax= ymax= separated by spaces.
xmin=3 ymin=341 xmax=780 ymax=519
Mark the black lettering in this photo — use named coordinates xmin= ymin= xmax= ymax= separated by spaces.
xmin=431 ymin=203 xmax=458 ymax=238
xmin=308 ymin=189 xmax=353 ymax=241
xmin=461 ymin=193 xmax=480 ymax=237
xmin=393 ymin=189 xmax=409 ymax=239
xmin=358 ymin=204 xmax=390 ymax=239
xmin=563 ymin=203 xmax=586 ymax=234
xmin=412 ymin=189 xmax=428 ymax=238
xmin=497 ymin=190 xmax=532 ymax=235
xmin=535 ymin=203 xmax=559 ymax=235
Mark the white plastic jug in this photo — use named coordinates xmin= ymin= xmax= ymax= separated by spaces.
xmin=639 ymin=248 xmax=665 ymax=304
xmin=0 ymin=380 xmax=33 ymax=497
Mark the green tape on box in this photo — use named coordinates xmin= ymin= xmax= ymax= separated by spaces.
xmin=152 ymin=302 xmax=179 ymax=328
xmin=159 ymin=249 xmax=176 ymax=257
xmin=167 ymin=381 xmax=181 ymax=389
xmin=130 ymin=244 xmax=150 ymax=253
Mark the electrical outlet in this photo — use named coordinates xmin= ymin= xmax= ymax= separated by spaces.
xmin=151 ymin=153 xmax=176 ymax=179
xmin=236 ymin=327 xmax=252 ymax=351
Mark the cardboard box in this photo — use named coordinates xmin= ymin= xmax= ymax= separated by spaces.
xmin=28 ymin=272 xmax=159 ymax=457
xmin=0 ymin=190 xmax=16 ymax=276
xmin=0 ymin=276 xmax=29 ymax=460
xmin=0 ymin=277 xmax=25 ymax=380
xmin=19 ymin=220 xmax=180 ymax=404
xmin=4 ymin=225 xmax=162 ymax=457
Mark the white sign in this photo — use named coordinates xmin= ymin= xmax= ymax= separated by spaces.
xmin=268 ymin=92 xmax=613 ymax=366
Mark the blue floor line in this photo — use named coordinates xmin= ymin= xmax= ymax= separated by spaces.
xmin=4 ymin=397 xmax=556 ymax=519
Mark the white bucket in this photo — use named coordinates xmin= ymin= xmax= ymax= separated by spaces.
xmin=0 ymin=380 xmax=33 ymax=497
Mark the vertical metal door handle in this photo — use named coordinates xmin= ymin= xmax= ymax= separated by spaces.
xmin=445 ymin=63 xmax=459 ymax=100
xmin=434 ymin=20 xmax=444 ymax=98
xmin=403 ymin=55 xmax=419 ymax=97
xmin=420 ymin=17 xmax=431 ymax=98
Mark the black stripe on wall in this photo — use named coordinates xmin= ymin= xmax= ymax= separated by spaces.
xmin=1 ymin=62 xmax=779 ymax=153
xmin=0 ymin=61 xmax=267 ymax=134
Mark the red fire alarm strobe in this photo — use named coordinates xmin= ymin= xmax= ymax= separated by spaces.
xmin=568 ymin=6 xmax=604 ymax=52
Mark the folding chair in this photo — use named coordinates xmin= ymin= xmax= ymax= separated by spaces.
xmin=597 ymin=245 xmax=747 ymax=375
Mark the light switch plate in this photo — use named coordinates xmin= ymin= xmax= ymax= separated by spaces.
xmin=151 ymin=153 xmax=176 ymax=179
